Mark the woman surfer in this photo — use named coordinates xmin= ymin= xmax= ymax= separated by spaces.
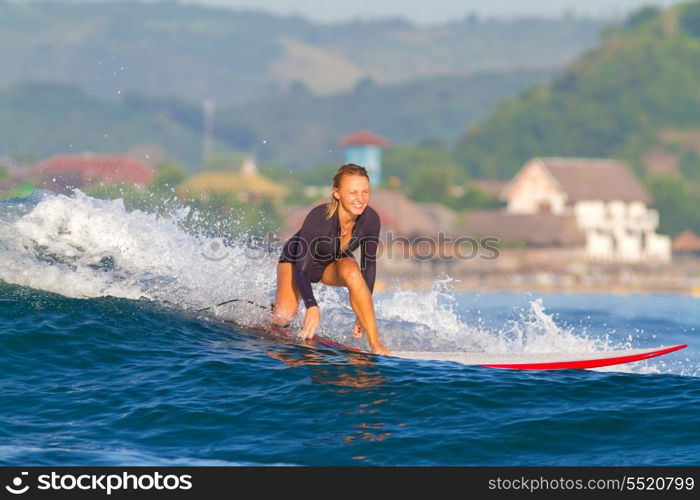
xmin=272 ymin=164 xmax=389 ymax=355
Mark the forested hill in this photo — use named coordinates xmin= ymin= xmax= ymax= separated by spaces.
xmin=0 ymin=1 xmax=602 ymax=104
xmin=454 ymin=2 xmax=700 ymax=181
xmin=0 ymin=83 xmax=207 ymax=166
xmin=0 ymin=70 xmax=552 ymax=171
xmin=125 ymin=69 xmax=553 ymax=170
xmin=453 ymin=2 xmax=700 ymax=236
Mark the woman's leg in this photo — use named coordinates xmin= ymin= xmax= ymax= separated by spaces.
xmin=320 ymin=258 xmax=383 ymax=350
xmin=272 ymin=262 xmax=301 ymax=326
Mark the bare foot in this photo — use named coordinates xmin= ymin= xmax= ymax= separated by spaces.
xmin=352 ymin=321 xmax=363 ymax=338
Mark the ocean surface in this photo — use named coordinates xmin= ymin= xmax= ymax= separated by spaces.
xmin=0 ymin=190 xmax=699 ymax=466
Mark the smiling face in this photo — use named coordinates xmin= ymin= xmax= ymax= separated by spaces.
xmin=333 ymin=174 xmax=370 ymax=218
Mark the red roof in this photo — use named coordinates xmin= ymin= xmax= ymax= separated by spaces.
xmin=34 ymin=154 xmax=155 ymax=190
xmin=338 ymin=130 xmax=389 ymax=148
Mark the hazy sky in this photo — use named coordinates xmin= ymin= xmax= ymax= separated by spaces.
xmin=41 ymin=0 xmax=683 ymax=24
xmin=176 ymin=0 xmax=681 ymax=24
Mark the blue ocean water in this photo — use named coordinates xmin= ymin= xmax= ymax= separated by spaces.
xmin=1 ymin=191 xmax=699 ymax=465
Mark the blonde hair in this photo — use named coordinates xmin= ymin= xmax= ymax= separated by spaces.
xmin=325 ymin=163 xmax=370 ymax=219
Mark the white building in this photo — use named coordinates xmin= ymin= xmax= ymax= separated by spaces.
xmin=500 ymin=157 xmax=671 ymax=263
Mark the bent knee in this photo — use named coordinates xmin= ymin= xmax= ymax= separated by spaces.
xmin=340 ymin=263 xmax=364 ymax=287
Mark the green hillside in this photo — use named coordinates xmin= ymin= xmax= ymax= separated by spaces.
xmin=453 ymin=2 xmax=700 ymax=236
xmin=0 ymin=69 xmax=552 ymax=172
xmin=0 ymin=83 xmax=206 ymax=167
xmin=0 ymin=1 xmax=602 ymax=104
xmin=126 ymin=69 xmax=552 ymax=170
xmin=455 ymin=3 xmax=700 ymax=178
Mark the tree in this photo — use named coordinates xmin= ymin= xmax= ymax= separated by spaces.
xmin=680 ymin=2 xmax=700 ymax=38
xmin=624 ymin=6 xmax=660 ymax=31
xmin=382 ymin=145 xmax=469 ymax=203
xmin=148 ymin=160 xmax=188 ymax=195
xmin=645 ymin=174 xmax=700 ymax=237
xmin=405 ymin=163 xmax=461 ymax=203
xmin=384 ymin=145 xmax=466 ymax=182
xmin=443 ymin=184 xmax=503 ymax=210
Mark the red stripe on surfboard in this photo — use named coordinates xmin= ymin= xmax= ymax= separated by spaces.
xmin=480 ymin=344 xmax=688 ymax=370
xmin=267 ymin=325 xmax=362 ymax=352
xmin=268 ymin=325 xmax=687 ymax=369
xmin=312 ymin=337 xmax=362 ymax=352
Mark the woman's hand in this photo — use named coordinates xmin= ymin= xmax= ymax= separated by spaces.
xmin=301 ymin=306 xmax=321 ymax=340
xmin=352 ymin=317 xmax=364 ymax=338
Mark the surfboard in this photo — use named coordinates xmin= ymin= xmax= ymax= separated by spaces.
xmin=264 ymin=325 xmax=688 ymax=370
xmin=390 ymin=344 xmax=688 ymax=370
xmin=208 ymin=299 xmax=687 ymax=370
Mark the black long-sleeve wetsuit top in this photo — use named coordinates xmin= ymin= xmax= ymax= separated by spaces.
xmin=279 ymin=203 xmax=381 ymax=309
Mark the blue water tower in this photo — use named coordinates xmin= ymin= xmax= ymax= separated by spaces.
xmin=339 ymin=130 xmax=389 ymax=187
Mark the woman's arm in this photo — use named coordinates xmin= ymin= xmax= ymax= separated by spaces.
xmin=359 ymin=210 xmax=381 ymax=293
xmin=293 ymin=267 xmax=318 ymax=309
xmin=291 ymin=205 xmax=327 ymax=309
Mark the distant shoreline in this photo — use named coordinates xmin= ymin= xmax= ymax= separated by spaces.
xmin=375 ymin=273 xmax=700 ymax=297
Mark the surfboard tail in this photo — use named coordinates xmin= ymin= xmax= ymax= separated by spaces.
xmin=480 ymin=344 xmax=688 ymax=370
xmin=391 ymin=345 xmax=688 ymax=370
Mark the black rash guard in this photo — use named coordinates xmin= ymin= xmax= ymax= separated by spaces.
xmin=279 ymin=203 xmax=381 ymax=309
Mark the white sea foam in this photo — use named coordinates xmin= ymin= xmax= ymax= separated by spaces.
xmin=0 ymin=190 xmax=687 ymax=375
xmin=0 ymin=190 xmax=276 ymax=314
